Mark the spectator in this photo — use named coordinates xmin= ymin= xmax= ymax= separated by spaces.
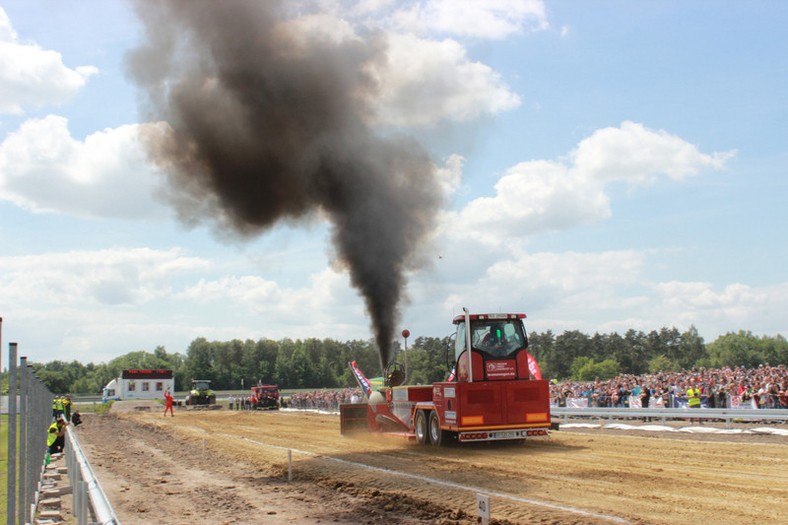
xmin=47 ymin=418 xmax=68 ymax=454
xmin=63 ymin=396 xmax=72 ymax=422
xmin=779 ymin=382 xmax=788 ymax=409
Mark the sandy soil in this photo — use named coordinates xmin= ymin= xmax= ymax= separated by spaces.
xmin=73 ymin=404 xmax=788 ymax=525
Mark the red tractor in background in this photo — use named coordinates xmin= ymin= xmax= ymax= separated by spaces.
xmin=341 ymin=309 xmax=555 ymax=445
xmin=251 ymin=384 xmax=280 ymax=410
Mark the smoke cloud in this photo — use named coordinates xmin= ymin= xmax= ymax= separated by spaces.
xmin=127 ymin=1 xmax=441 ymax=367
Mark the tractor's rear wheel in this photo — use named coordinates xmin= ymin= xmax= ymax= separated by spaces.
xmin=415 ymin=410 xmax=429 ymax=445
xmin=428 ymin=411 xmax=447 ymax=447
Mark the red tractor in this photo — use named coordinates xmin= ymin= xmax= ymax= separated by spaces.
xmin=251 ymin=384 xmax=280 ymax=410
xmin=341 ymin=309 xmax=555 ymax=445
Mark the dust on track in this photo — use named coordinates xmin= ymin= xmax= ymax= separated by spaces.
xmin=74 ymin=404 xmax=788 ymax=525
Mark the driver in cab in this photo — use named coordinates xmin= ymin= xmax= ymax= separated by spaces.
xmin=481 ymin=324 xmax=510 ymax=357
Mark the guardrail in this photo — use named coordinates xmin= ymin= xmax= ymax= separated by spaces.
xmin=65 ymin=426 xmax=120 ymax=525
xmin=551 ymin=406 xmax=788 ymax=426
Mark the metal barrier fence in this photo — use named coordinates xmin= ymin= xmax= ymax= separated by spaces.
xmin=551 ymin=406 xmax=788 ymax=426
xmin=4 ymin=342 xmax=120 ymax=525
xmin=64 ymin=426 xmax=120 ymax=525
xmin=6 ymin=343 xmax=54 ymax=525
xmin=552 ymin=392 xmax=785 ymax=409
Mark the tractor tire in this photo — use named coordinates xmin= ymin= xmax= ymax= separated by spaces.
xmin=428 ymin=411 xmax=443 ymax=447
xmin=415 ymin=410 xmax=430 ymax=445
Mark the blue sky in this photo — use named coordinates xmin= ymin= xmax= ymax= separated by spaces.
xmin=1 ymin=1 xmax=786 ymax=366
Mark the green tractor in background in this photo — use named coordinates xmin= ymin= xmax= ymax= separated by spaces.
xmin=185 ymin=379 xmax=217 ymax=408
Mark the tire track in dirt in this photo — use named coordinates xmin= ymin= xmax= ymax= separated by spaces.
xmin=78 ymin=407 xmax=788 ymax=525
xmin=239 ymin=434 xmax=628 ymax=523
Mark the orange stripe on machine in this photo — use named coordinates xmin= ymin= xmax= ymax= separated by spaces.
xmin=461 ymin=415 xmax=484 ymax=425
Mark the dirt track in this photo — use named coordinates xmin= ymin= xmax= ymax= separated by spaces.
xmin=74 ymin=406 xmax=788 ymax=525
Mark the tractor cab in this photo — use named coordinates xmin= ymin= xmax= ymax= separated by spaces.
xmin=186 ymin=379 xmax=216 ymax=406
xmin=192 ymin=379 xmax=212 ymax=392
xmin=452 ymin=313 xmax=533 ymax=382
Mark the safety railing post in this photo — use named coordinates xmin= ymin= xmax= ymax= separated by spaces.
xmin=18 ymin=356 xmax=28 ymax=525
xmin=78 ymin=480 xmax=88 ymax=525
xmin=7 ymin=342 xmax=18 ymax=525
xmin=72 ymin=463 xmax=82 ymax=522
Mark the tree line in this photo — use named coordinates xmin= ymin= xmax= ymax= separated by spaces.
xmin=6 ymin=326 xmax=788 ymax=394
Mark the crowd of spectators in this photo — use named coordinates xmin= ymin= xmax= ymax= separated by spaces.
xmin=285 ymin=388 xmax=362 ymax=411
xmin=228 ymin=394 xmax=258 ymax=410
xmin=550 ymin=365 xmax=788 ymax=409
xmin=279 ymin=365 xmax=788 ymax=412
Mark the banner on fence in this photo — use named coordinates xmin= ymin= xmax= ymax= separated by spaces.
xmin=566 ymin=397 xmax=589 ymax=408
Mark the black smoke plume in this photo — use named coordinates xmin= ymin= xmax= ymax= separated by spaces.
xmin=127 ymin=1 xmax=440 ymax=368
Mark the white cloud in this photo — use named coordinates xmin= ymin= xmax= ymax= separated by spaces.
xmin=0 ymin=115 xmax=170 ymax=219
xmin=436 ymin=249 xmax=645 ymax=315
xmin=0 ymin=7 xmax=97 ymax=115
xmin=0 ymin=7 xmax=17 ymax=41
xmin=0 ymin=246 xmax=371 ymax=361
xmin=0 ymin=248 xmax=209 ymax=307
xmin=447 ymin=121 xmax=735 ymax=243
xmin=572 ymin=121 xmax=735 ymax=184
xmin=4 ymin=243 xmax=786 ymax=363
xmin=180 ymin=275 xmax=281 ymax=306
xmin=176 ymin=263 xmax=377 ymax=344
xmin=652 ymin=281 xmax=788 ymax=332
xmin=639 ymin=281 xmax=788 ymax=339
xmin=24 ymin=249 xmax=370 ymax=360
xmin=390 ymin=0 xmax=548 ymax=39
xmin=428 ymin=248 xmax=788 ymax=342
xmin=449 ymin=159 xmax=610 ymax=243
xmin=178 ymin=266 xmax=360 ymax=323
xmin=367 ymin=33 xmax=520 ymax=127
xmin=290 ymin=0 xmax=547 ymax=39
xmin=487 ymin=250 xmax=643 ymax=293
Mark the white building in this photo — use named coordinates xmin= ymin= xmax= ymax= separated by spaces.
xmin=102 ymin=369 xmax=174 ymax=402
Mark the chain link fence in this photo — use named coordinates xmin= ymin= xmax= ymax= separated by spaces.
xmin=4 ymin=341 xmax=120 ymax=525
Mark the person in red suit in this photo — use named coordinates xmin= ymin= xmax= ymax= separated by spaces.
xmin=164 ymin=389 xmax=175 ymax=417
